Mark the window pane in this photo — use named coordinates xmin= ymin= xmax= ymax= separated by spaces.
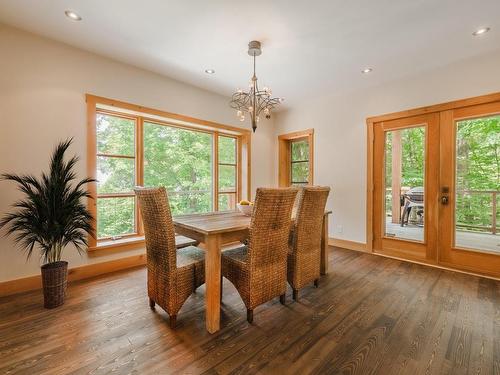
xmin=218 ymin=136 xmax=236 ymax=164
xmin=143 ymin=122 xmax=213 ymax=214
xmin=291 ymin=140 xmax=309 ymax=161
xmin=219 ymin=193 xmax=236 ymax=211
xmin=219 ymin=165 xmax=236 ymax=192
xmin=384 ymin=127 xmax=425 ymax=242
xmin=168 ymin=191 xmax=213 ymax=215
xmin=97 ymin=197 xmax=135 ymax=238
xmin=291 ymin=161 xmax=309 ymax=183
xmin=96 ymin=113 xmax=135 ymax=156
xmin=97 ymin=156 xmax=135 ymax=194
xmin=455 ymin=115 xmax=500 ymax=253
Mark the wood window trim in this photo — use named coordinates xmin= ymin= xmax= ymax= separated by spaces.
xmin=278 ymin=128 xmax=314 ymax=187
xmin=86 ymin=94 xmax=252 ymax=253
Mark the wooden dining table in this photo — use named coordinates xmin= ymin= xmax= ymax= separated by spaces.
xmin=173 ymin=210 xmax=332 ymax=333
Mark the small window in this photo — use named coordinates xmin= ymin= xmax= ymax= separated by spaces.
xmin=290 ymin=138 xmax=310 ymax=186
xmin=278 ymin=129 xmax=314 ymax=187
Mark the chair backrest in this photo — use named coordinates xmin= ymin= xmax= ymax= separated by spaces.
xmin=248 ymin=187 xmax=298 ymax=268
xmin=291 ymin=186 xmax=305 ymax=218
xmin=134 ymin=187 xmax=177 ymax=272
xmin=293 ymin=186 xmax=330 ymax=254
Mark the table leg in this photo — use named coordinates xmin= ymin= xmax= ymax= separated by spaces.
xmin=320 ymin=214 xmax=329 ymax=275
xmin=204 ymin=234 xmax=221 ymax=333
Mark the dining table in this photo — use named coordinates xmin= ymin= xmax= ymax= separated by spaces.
xmin=173 ymin=209 xmax=332 ymax=333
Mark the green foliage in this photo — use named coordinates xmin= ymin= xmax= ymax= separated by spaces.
xmin=218 ymin=136 xmax=236 ymax=164
xmin=97 ymin=197 xmax=135 ymax=238
xmin=291 ymin=140 xmax=309 ymax=183
xmin=143 ymin=122 xmax=213 ymax=215
xmin=455 ymin=116 xmax=499 ymax=230
xmin=0 ymin=139 xmax=95 ymax=264
xmin=291 ymin=140 xmax=309 ymax=161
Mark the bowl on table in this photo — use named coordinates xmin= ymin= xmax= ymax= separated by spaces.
xmin=237 ymin=203 xmax=253 ymax=216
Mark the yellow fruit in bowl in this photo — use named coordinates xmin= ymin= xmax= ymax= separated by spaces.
xmin=237 ymin=201 xmax=253 ymax=216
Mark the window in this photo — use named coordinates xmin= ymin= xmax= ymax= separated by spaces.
xmin=290 ymin=138 xmax=310 ymax=185
xmin=278 ymin=129 xmax=314 ymax=187
xmin=143 ymin=121 xmax=213 ymax=214
xmin=218 ymin=135 xmax=238 ymax=210
xmin=87 ymin=95 xmax=251 ymax=250
xmin=96 ymin=112 xmax=138 ymax=239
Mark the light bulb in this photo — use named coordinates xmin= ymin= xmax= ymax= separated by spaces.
xmin=239 ymin=116 xmax=245 ymax=122
xmin=237 ymin=110 xmax=242 ymax=117
xmin=256 ymin=116 xmax=260 ymax=123
xmin=264 ymin=107 xmax=270 ymax=115
xmin=248 ymin=106 xmax=253 ymax=113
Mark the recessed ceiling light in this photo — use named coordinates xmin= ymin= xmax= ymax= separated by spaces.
xmin=65 ymin=10 xmax=82 ymax=21
xmin=205 ymin=69 xmax=215 ymax=74
xmin=361 ymin=68 xmax=373 ymax=74
xmin=472 ymin=27 xmax=490 ymax=36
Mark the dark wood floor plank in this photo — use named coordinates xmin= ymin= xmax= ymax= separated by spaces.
xmin=0 ymin=247 xmax=498 ymax=375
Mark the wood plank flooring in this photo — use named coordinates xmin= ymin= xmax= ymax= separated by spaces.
xmin=0 ymin=247 xmax=498 ymax=374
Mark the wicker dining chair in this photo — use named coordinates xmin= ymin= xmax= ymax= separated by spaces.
xmin=134 ymin=187 xmax=205 ymax=329
xmin=221 ymin=187 xmax=298 ymax=323
xmin=288 ymin=186 xmax=330 ymax=301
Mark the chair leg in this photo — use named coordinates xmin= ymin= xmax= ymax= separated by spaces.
xmin=293 ymin=289 xmax=299 ymax=301
xmin=314 ymin=279 xmax=319 ymax=288
xmin=169 ymin=314 xmax=177 ymax=329
xmin=247 ymin=309 xmax=253 ymax=324
xmin=279 ymin=294 xmax=286 ymax=305
xmin=149 ymin=298 xmax=155 ymax=309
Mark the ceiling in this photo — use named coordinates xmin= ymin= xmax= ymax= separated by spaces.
xmin=1 ymin=0 xmax=499 ymax=107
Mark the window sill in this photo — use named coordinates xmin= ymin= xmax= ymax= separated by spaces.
xmin=88 ymin=233 xmax=202 ymax=257
xmin=88 ymin=236 xmax=146 ymax=257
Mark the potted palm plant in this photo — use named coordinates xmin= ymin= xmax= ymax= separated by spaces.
xmin=0 ymin=139 xmax=95 ymax=308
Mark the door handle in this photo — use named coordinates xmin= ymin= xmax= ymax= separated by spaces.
xmin=441 ymin=196 xmax=449 ymax=205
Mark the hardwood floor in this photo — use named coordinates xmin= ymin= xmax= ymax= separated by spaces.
xmin=0 ymin=247 xmax=498 ymax=374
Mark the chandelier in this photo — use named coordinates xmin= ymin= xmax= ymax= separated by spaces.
xmin=229 ymin=41 xmax=283 ymax=132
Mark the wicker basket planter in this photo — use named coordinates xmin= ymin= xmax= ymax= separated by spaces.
xmin=41 ymin=261 xmax=68 ymax=309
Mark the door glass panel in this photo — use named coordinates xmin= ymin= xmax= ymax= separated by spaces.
xmin=384 ymin=127 xmax=425 ymax=241
xmin=455 ymin=115 xmax=500 ymax=253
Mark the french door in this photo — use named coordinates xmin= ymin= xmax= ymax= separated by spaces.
xmin=371 ymin=99 xmax=500 ymax=278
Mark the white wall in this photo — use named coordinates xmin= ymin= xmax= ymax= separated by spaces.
xmin=275 ymin=49 xmax=500 ymax=244
xmin=0 ymin=24 xmax=276 ymax=282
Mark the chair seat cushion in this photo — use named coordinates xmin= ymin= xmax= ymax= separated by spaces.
xmin=175 ymin=235 xmax=199 ymax=249
xmin=177 ymin=246 xmax=205 ymax=268
xmin=222 ymin=245 xmax=248 ymax=265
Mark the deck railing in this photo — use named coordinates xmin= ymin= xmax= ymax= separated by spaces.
xmin=385 ymin=188 xmax=499 ymax=234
